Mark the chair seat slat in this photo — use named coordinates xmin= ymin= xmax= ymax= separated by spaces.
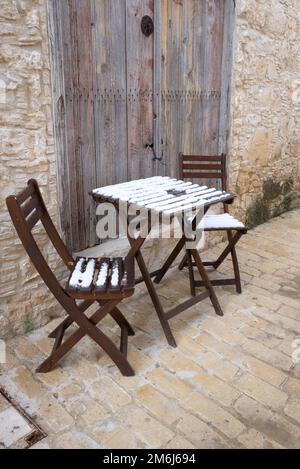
xmin=68 ymin=258 xmax=96 ymax=292
xmin=66 ymin=256 xmax=135 ymax=299
xmin=122 ymin=256 xmax=135 ymax=291
xmin=108 ymin=258 xmax=123 ymax=291
xmin=94 ymin=258 xmax=111 ymax=292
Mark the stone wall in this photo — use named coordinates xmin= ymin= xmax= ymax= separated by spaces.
xmin=0 ymin=0 xmax=64 ymax=338
xmin=228 ymin=0 xmax=300 ymax=227
xmin=1 ymin=0 xmax=300 ymax=338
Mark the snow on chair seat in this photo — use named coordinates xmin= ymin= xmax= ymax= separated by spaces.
xmin=67 ymin=256 xmax=135 ymax=299
xmin=188 ymin=213 xmax=246 ymax=231
xmin=189 ymin=213 xmax=246 ymax=231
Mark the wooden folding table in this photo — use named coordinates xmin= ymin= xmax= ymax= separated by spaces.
xmin=92 ymin=176 xmax=234 ymax=347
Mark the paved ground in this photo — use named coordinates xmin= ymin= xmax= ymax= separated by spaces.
xmin=1 ymin=210 xmax=300 ymax=449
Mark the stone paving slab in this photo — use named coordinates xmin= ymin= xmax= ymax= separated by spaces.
xmin=0 ymin=407 xmax=32 ymax=448
xmin=0 ymin=389 xmax=46 ymax=449
xmin=0 ymin=210 xmax=299 ymax=449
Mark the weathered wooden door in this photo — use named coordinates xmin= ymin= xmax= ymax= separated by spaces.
xmin=48 ymin=0 xmax=234 ymax=251
xmin=93 ymin=0 xmax=157 ymax=184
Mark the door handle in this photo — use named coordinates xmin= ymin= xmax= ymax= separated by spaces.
xmin=145 ymin=143 xmax=163 ymax=162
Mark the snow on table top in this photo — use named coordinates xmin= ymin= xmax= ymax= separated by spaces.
xmin=92 ymin=176 xmax=233 ymax=215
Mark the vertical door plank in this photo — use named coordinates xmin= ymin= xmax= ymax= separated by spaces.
xmin=160 ymin=0 xmax=226 ymax=181
xmin=153 ymin=0 xmax=162 ymax=175
xmin=160 ymin=0 xmax=203 ymax=177
xmin=200 ymin=0 xmax=225 ymax=156
xmin=160 ymin=0 xmax=182 ymax=177
xmin=50 ymin=0 xmax=96 ymax=250
xmin=92 ymin=0 xmax=127 ymax=187
xmin=219 ymin=0 xmax=235 ymax=156
xmin=65 ymin=0 xmax=95 ymax=250
xmin=181 ymin=0 xmax=203 ymax=157
xmin=73 ymin=0 xmax=97 ymax=248
xmin=63 ymin=2 xmax=81 ymax=249
xmin=47 ymin=0 xmax=72 ymax=247
xmin=126 ymin=0 xmax=155 ymax=180
xmin=55 ymin=0 xmax=80 ymax=249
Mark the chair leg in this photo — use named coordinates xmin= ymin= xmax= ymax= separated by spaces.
xmin=218 ymin=230 xmax=243 ymax=294
xmin=84 ymin=322 xmax=135 ymax=377
xmin=214 ymin=231 xmax=244 ymax=268
xmin=120 ymin=326 xmax=128 ymax=356
xmin=105 ymin=305 xmax=135 ymax=337
xmin=38 ymin=300 xmax=135 ymax=376
xmin=48 ymin=300 xmax=93 ymax=339
xmin=179 ymin=230 xmax=245 ymax=295
xmin=230 ymin=244 xmax=242 ymax=293
xmin=49 ymin=301 xmax=134 ymax=340
xmin=38 ymin=322 xmax=135 ymax=377
xmin=190 ymin=249 xmax=223 ymax=317
xmin=37 ymin=324 xmax=87 ymax=373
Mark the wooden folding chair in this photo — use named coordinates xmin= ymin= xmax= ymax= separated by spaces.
xmin=179 ymin=153 xmax=247 ymax=294
xmin=6 ymin=179 xmax=135 ymax=376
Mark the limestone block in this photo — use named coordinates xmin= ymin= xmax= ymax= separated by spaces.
xmin=246 ymin=129 xmax=272 ymax=167
xmin=265 ymin=1 xmax=286 ymax=36
xmin=0 ymin=1 xmax=20 ymax=21
xmin=238 ymin=0 xmax=267 ymax=32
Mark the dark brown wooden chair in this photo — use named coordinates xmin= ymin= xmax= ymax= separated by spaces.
xmin=6 ymin=179 xmax=135 ymax=376
xmin=179 ymin=153 xmax=247 ymax=294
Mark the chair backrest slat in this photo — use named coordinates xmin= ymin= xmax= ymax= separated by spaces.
xmin=182 ymin=163 xmax=222 ymax=171
xmin=182 ymin=171 xmax=223 ymax=180
xmin=181 ymin=155 xmax=223 ymax=162
xmin=21 ymin=195 xmax=39 ymax=219
xmin=179 ymin=153 xmax=227 ymax=191
xmin=26 ymin=207 xmax=44 ymax=231
xmin=6 ymin=180 xmax=74 ymax=281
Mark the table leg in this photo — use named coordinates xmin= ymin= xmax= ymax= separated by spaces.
xmin=122 ymin=210 xmax=223 ymax=346
xmin=154 ymin=236 xmax=186 ymax=284
xmin=186 ymin=249 xmax=196 ymax=297
xmin=135 ymin=247 xmax=177 ymax=347
xmin=127 ymin=233 xmax=177 ymax=347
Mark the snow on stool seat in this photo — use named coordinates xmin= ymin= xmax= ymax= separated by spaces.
xmin=188 ymin=213 xmax=246 ymax=231
xmin=67 ymin=256 xmax=135 ymax=299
